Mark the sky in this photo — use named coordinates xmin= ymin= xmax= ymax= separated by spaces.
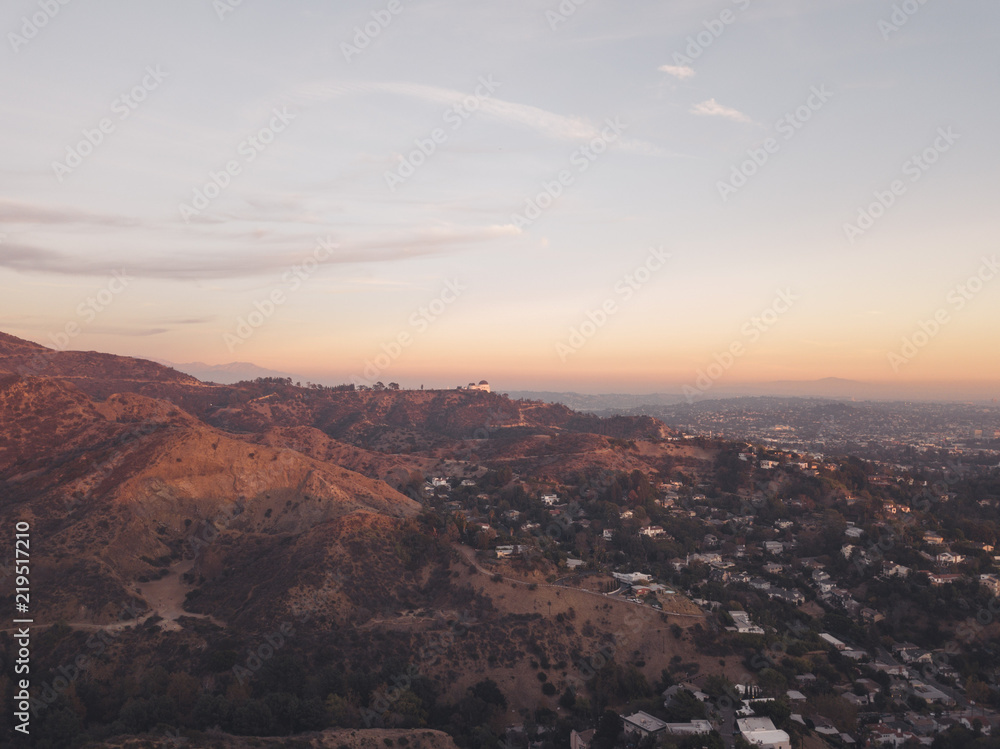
xmin=1 ymin=0 xmax=998 ymax=395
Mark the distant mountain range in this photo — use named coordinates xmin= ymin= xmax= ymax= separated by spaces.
xmin=155 ymin=359 xmax=307 ymax=385
xmin=505 ymin=377 xmax=998 ymax=411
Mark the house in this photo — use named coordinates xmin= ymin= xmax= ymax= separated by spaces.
xmin=541 ymin=494 xmax=558 ymax=506
xmin=908 ymin=681 xmax=955 ymax=706
xmin=764 ymin=562 xmax=784 ymax=574
xmin=460 ymin=479 xmax=476 ymax=487
xmin=570 ymin=729 xmax=594 ymax=749
xmin=923 ymin=532 xmax=945 ymax=545
xmin=768 ymin=588 xmax=805 ymax=605
xmin=980 ymin=574 xmax=1000 ymax=595
xmin=883 ymin=562 xmax=911 ymax=578
xmin=813 ymin=716 xmax=839 ymax=737
xmin=819 ymin=633 xmax=848 ymax=651
xmin=845 ymin=526 xmax=863 ymax=539
xmin=737 ymin=719 xmax=790 ymax=749
xmin=842 ymin=692 xmax=867 ymax=707
xmin=760 ymin=460 xmax=779 ymax=469
xmin=861 ymin=607 xmax=885 ymax=624
xmin=612 ymin=572 xmax=652 ymax=584
xmin=665 ymin=721 xmax=713 ymax=735
xmin=764 ymin=541 xmax=784 ymax=555
xmin=639 ymin=525 xmax=666 ymax=538
xmin=928 ymin=573 xmax=962 ymax=586
xmin=936 ymin=552 xmax=965 ymax=564
xmin=622 ymin=711 xmax=667 ymax=738
xmin=868 ymin=724 xmax=917 ymax=747
xmin=602 ymin=529 xmax=614 ymax=541
xmin=565 ymin=558 xmax=585 ymax=569
xmin=729 ymin=610 xmax=765 ymax=635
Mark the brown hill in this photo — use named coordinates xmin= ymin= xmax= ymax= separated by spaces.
xmin=0 ymin=331 xmax=203 ymax=398
xmin=0 ymin=332 xmax=674 ymax=449
xmin=0 ymin=374 xmax=418 ymax=624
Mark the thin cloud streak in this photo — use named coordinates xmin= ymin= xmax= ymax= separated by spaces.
xmin=291 ymin=81 xmax=676 ymax=156
xmin=0 ymin=224 xmax=521 ymax=281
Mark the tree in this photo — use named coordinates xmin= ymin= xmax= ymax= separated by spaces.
xmin=593 ymin=710 xmax=622 ymax=749
xmin=388 ymin=382 xmax=400 ymax=390
xmin=470 ymin=678 xmax=507 ymax=710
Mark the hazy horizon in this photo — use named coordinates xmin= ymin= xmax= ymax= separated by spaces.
xmin=2 ymin=1 xmax=998 ymax=395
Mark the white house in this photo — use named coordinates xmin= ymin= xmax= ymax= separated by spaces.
xmin=622 ymin=711 xmax=667 ymax=738
xmin=738 ymin=718 xmax=791 ymax=749
xmin=613 ymin=571 xmax=652 ymax=584
xmin=819 ymin=633 xmax=848 ymax=651
xmin=665 ymin=720 xmax=712 ymax=735
xmin=729 ymin=610 xmax=765 ymax=635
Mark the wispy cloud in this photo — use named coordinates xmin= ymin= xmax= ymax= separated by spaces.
xmin=0 ymin=199 xmax=140 ymax=227
xmin=690 ymin=98 xmax=753 ymax=123
xmin=292 ymin=81 xmax=674 ymax=156
xmin=659 ymin=64 xmax=696 ymax=80
xmin=0 ymin=224 xmax=521 ymax=281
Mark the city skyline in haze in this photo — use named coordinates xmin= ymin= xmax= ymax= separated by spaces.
xmin=2 ymin=1 xmax=998 ymax=396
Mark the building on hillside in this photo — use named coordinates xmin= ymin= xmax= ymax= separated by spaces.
xmin=612 ymin=572 xmax=652 ymax=584
xmin=622 ymin=711 xmax=667 ymax=738
xmin=467 ymin=380 xmax=490 ymax=392
xmin=729 ymin=610 xmax=765 ymax=635
xmin=737 ymin=718 xmax=791 ymax=749
xmin=665 ymin=721 xmax=712 ymax=735
xmin=819 ymin=633 xmax=848 ymax=650
xmin=928 ymin=573 xmax=962 ymax=586
xmin=570 ymin=729 xmax=594 ymax=749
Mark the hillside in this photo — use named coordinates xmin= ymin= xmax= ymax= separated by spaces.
xmin=0 ymin=330 xmax=714 ymax=748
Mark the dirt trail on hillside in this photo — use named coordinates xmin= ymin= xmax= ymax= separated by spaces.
xmin=132 ymin=558 xmax=226 ymax=630
xmin=1 ymin=559 xmax=226 ymax=635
